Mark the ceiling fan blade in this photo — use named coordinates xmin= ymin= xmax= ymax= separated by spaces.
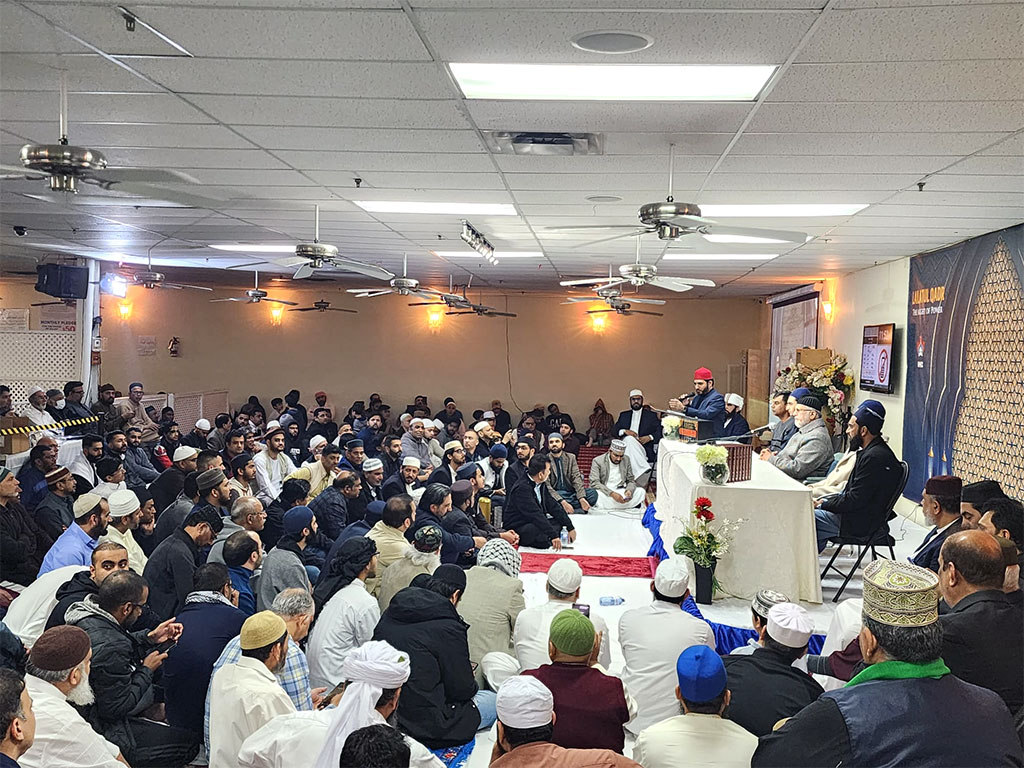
xmin=576 ymin=230 xmax=650 ymax=249
xmin=408 ymin=302 xmax=447 ymax=307
xmin=327 ymin=257 xmax=395 ymax=281
xmin=586 ymin=309 xmax=615 ymax=314
xmin=0 ymin=163 xmax=31 ymax=174
xmin=210 ymin=296 xmax=246 ymax=302
xmin=446 ymin=311 xmax=474 ymax=316
xmin=180 ymin=283 xmax=214 ymax=292
xmin=225 ymin=261 xmax=267 ymax=270
xmin=487 ymin=311 xmax=517 ymax=317
xmin=154 ymin=283 xmax=185 ymax=290
xmin=544 ymin=224 xmax=642 ymax=232
xmin=697 ymin=223 xmax=808 ymax=244
xmin=560 ymin=297 xmax=595 ymax=304
xmin=288 ymin=307 xmax=317 ymax=312
xmin=292 ymin=263 xmax=315 ymax=280
xmin=411 ymin=290 xmax=442 ymax=300
xmin=348 ymin=289 xmax=393 ymax=298
xmin=89 ymin=180 xmax=222 ymax=209
xmin=632 ymin=310 xmax=665 ymax=317
xmin=88 ymin=168 xmax=201 ymax=185
xmin=646 ymin=277 xmax=697 ymax=293
xmin=653 ymin=275 xmax=716 ymax=288
xmin=628 ymin=297 xmax=667 ymax=305
xmin=327 ymin=307 xmax=358 ymax=314
xmin=559 ymin=276 xmax=617 ymax=287
xmin=30 ymin=301 xmax=64 ymax=307
xmin=262 ymin=297 xmax=299 ymax=306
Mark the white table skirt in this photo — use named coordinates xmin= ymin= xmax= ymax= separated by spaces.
xmin=655 ymin=440 xmax=823 ymax=604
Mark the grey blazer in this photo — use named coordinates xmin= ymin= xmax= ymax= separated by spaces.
xmin=588 ymin=452 xmax=638 ymax=496
xmin=771 ymin=418 xmax=834 ymax=480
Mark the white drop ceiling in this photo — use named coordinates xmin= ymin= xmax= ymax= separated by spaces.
xmin=1 ymin=0 xmax=1022 ymax=297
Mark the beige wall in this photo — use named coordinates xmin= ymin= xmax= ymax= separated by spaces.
xmin=72 ymin=282 xmax=771 ymax=426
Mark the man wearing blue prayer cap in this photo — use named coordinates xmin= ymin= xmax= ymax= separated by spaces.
xmin=633 ymin=646 xmax=757 ymax=768
xmin=814 ymin=398 xmax=901 ymax=552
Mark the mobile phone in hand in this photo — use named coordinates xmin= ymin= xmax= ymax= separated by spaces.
xmin=317 ymin=681 xmax=347 ymax=710
xmin=572 ymin=602 xmax=590 ymax=618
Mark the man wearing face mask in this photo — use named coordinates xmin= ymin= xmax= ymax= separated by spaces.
xmin=813 ymin=400 xmax=901 ymax=552
xmin=66 ymin=570 xmax=198 ymax=766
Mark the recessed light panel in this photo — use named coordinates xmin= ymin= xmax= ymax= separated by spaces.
xmin=432 ymin=251 xmax=543 ymax=258
xmin=354 ymin=201 xmax=517 ymax=216
xmin=702 ymin=234 xmax=788 ymax=244
xmin=662 ymin=254 xmax=778 ymax=261
xmin=209 ymin=244 xmax=295 ymax=253
xmin=449 ymin=63 xmax=775 ymax=101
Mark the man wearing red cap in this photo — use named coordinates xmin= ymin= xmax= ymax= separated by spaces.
xmin=671 ymin=368 xmax=726 ymax=437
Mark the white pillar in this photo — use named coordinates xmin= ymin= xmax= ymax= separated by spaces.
xmin=79 ymin=258 xmax=100 ymax=405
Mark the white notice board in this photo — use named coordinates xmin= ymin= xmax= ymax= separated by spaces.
xmin=770 ymin=295 xmax=819 ymax=380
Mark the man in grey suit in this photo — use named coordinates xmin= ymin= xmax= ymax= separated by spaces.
xmin=760 ymin=395 xmax=834 ymax=481
xmin=589 ymin=439 xmax=646 ymax=512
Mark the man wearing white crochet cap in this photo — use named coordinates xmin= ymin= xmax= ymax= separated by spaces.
xmin=612 ymin=389 xmax=658 ymax=480
xmin=619 ymin=558 xmax=715 ymax=734
xmin=490 ymin=676 xmax=640 ymax=767
xmin=99 ymin=488 xmax=147 ymax=573
xmin=722 ymin=603 xmax=823 ymax=736
xmin=237 ymin=640 xmax=442 ymax=768
xmin=588 ymin=439 xmax=646 ymax=513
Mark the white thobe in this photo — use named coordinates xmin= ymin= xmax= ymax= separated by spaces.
xmin=98 ymin=524 xmax=147 ymax=573
xmin=306 ymin=580 xmax=381 ymax=689
xmin=513 ymin=599 xmax=611 ymax=671
xmin=619 ymin=434 xmax=651 ymax=476
xmin=21 ymin=675 xmax=124 ymax=768
xmin=619 ymin=600 xmax=716 ymax=734
xmin=209 ymin=657 xmax=296 ymax=768
xmin=591 ymin=461 xmax=646 ymax=512
xmin=91 ymin=480 xmax=127 ymax=499
xmin=253 ymin=450 xmax=296 ymax=507
xmin=23 ymin=405 xmax=53 ymax=428
xmin=2 ymin=565 xmax=85 ymax=646
xmin=633 ymin=713 xmax=758 ymax=768
xmin=238 ymin=708 xmax=443 ymax=768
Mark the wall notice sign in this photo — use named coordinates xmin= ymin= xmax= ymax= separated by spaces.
xmin=0 ymin=308 xmax=29 ymax=331
xmin=39 ymin=302 xmax=77 ymax=331
xmin=137 ymin=335 xmax=156 ymax=356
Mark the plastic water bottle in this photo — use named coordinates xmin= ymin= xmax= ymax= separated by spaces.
xmin=559 ymin=526 xmax=569 ymax=547
xmin=599 ymin=596 xmax=625 ymax=606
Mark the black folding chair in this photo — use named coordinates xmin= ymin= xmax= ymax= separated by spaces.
xmin=820 ymin=461 xmax=909 ymax=603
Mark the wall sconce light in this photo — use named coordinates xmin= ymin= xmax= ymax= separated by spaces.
xmin=822 ymin=300 xmax=833 ymax=320
xmin=269 ymin=306 xmax=284 ymax=326
xmin=427 ymin=306 xmax=444 ymax=333
xmin=118 ymin=301 xmax=132 ymax=321
xmin=590 ymin=313 xmax=607 ymax=334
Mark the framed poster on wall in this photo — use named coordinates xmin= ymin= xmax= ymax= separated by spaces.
xmin=770 ymin=292 xmax=819 ymax=385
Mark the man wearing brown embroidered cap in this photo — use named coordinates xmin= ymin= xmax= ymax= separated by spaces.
xmin=753 ymin=559 xmax=1023 ymax=767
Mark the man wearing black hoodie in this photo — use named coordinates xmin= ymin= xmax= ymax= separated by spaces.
xmin=46 ymin=541 xmax=130 ymax=630
xmin=373 ymin=565 xmax=495 ymax=750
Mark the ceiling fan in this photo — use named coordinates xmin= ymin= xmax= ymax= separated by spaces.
xmin=560 ymin=241 xmax=716 ymax=294
xmin=446 ymin=303 xmax=517 ymax=318
xmin=347 ymin=254 xmax=439 ymax=301
xmin=0 ymin=74 xmax=221 ymax=209
xmin=587 ymin=297 xmax=663 ymax=317
xmin=408 ymin=275 xmax=474 ymax=310
xmin=544 ymin=144 xmax=808 ymax=249
xmin=562 ymin=283 xmax=666 ymax=309
xmin=238 ymin=206 xmax=395 ymax=282
xmin=118 ymin=251 xmax=213 ymax=292
xmin=288 ymin=299 xmax=357 ymax=314
xmin=30 ymin=298 xmax=77 ymax=308
xmin=211 ymin=271 xmax=296 ymax=305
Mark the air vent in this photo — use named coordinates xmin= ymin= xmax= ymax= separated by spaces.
xmin=482 ymin=131 xmax=603 ymax=156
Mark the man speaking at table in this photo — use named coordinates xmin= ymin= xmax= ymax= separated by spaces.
xmin=669 ymin=367 xmax=726 ymax=438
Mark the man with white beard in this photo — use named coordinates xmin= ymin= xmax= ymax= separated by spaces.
xmin=21 ymin=625 xmax=127 ymax=768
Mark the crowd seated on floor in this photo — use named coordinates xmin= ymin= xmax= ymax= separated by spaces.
xmin=0 ymin=380 xmax=1022 ymax=767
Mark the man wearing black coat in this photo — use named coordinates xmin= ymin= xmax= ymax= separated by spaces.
xmin=382 ymin=459 xmax=424 ymax=501
xmin=814 ymin=400 xmax=900 ymax=552
xmin=372 ymin=567 xmax=482 ymax=749
xmin=142 ymin=505 xmax=223 ymax=620
xmin=503 ymin=455 xmax=575 ymax=550
xmin=910 ymin=475 xmax=963 ymax=573
xmin=938 ymin=530 xmax=1024 ymax=713
xmin=612 ymin=390 xmax=661 ymax=464
xmin=66 ymin=570 xmax=199 ymax=767
xmin=406 ymin=484 xmax=485 ymax=565
xmin=46 ymin=541 xmax=130 ymax=630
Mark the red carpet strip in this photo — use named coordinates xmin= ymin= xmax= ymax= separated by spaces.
xmin=518 ymin=553 xmax=659 ymax=579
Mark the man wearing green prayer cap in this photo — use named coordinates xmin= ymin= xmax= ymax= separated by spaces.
xmin=521 ymin=609 xmax=635 ymax=754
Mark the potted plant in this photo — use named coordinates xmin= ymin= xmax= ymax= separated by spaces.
xmin=695 ymin=444 xmax=729 ymax=485
xmin=672 ymin=497 xmax=742 ymax=603
xmin=660 ymin=414 xmax=682 ymax=441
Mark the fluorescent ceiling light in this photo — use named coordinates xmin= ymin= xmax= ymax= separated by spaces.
xmin=663 ymin=254 xmax=778 ymax=261
xmin=702 ymin=234 xmax=788 ymax=244
xmin=209 ymin=244 xmax=295 ymax=253
xmin=700 ymin=204 xmax=867 ymax=217
xmin=450 ymin=63 xmax=775 ymax=101
xmin=432 ymin=251 xmax=543 ymax=258
xmin=354 ymin=201 xmax=517 ymax=216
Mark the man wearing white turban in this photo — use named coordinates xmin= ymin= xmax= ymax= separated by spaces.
xmin=238 ymin=640 xmax=442 ymax=768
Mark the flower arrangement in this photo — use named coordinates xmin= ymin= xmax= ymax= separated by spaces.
xmin=661 ymin=415 xmax=682 ymax=440
xmin=774 ymin=352 xmax=855 ymax=433
xmin=673 ymin=497 xmax=743 ymax=596
xmin=695 ymin=444 xmax=728 ymax=484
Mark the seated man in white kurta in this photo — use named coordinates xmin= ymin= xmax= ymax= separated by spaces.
xmin=588 ymin=440 xmax=646 ymax=512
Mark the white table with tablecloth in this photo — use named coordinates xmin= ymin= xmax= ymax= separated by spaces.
xmin=654 ymin=440 xmax=823 ymax=604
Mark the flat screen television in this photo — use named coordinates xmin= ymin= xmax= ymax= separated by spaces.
xmin=860 ymin=323 xmax=896 ymax=394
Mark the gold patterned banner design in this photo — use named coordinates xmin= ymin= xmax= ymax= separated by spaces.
xmin=0 ymin=416 xmax=99 ymax=435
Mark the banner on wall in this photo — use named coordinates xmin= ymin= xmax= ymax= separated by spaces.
xmin=902 ymin=224 xmax=1024 ymax=501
